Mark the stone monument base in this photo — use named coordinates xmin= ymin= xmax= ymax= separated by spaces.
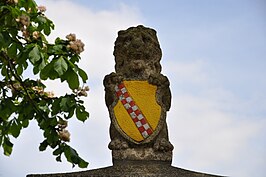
xmin=27 ymin=160 xmax=223 ymax=177
xmin=112 ymin=147 xmax=172 ymax=162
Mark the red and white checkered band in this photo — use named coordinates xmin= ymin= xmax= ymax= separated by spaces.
xmin=115 ymin=82 xmax=153 ymax=139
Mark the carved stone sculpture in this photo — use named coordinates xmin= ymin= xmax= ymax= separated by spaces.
xmin=104 ymin=25 xmax=174 ymax=163
xmin=27 ymin=26 xmax=223 ymax=177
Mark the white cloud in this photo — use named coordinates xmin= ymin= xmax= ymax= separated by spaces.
xmin=162 ymin=56 xmax=266 ymax=177
xmin=168 ymin=88 xmax=265 ymax=176
xmin=164 ymin=60 xmax=208 ymax=85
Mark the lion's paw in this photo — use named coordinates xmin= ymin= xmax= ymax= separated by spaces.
xmin=108 ymin=139 xmax=129 ymax=150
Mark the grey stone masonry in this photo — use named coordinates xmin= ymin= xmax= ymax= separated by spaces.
xmin=27 ymin=160 xmax=224 ymax=177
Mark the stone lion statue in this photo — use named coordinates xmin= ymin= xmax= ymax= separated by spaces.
xmin=104 ymin=25 xmax=173 ymax=162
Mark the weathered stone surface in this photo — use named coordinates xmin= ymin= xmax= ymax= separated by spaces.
xmin=27 ymin=160 xmax=223 ymax=177
xmin=112 ymin=147 xmax=172 ymax=162
xmin=104 ymin=25 xmax=173 ymax=162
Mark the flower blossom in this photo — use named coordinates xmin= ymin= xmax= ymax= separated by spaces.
xmin=66 ymin=34 xmax=85 ymax=54
xmin=32 ymin=31 xmax=40 ymax=39
xmin=18 ymin=14 xmax=30 ymax=27
xmin=6 ymin=0 xmax=18 ymax=4
xmin=66 ymin=33 xmax=76 ymax=41
xmin=74 ymin=85 xmax=89 ymax=97
xmin=45 ymin=91 xmax=54 ymax=98
xmin=37 ymin=5 xmax=46 ymax=13
xmin=58 ymin=129 xmax=71 ymax=142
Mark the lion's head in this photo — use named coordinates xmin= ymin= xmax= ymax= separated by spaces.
xmin=113 ymin=25 xmax=162 ymax=78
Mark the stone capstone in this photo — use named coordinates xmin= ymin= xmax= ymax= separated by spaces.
xmin=27 ymin=160 xmax=224 ymax=177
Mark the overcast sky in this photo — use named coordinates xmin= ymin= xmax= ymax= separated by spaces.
xmin=0 ymin=0 xmax=265 ymax=177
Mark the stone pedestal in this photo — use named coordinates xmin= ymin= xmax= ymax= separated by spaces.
xmin=27 ymin=160 xmax=223 ymax=177
xmin=112 ymin=148 xmax=172 ymax=162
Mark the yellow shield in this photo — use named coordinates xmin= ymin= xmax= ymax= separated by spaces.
xmin=112 ymin=81 xmax=161 ymax=143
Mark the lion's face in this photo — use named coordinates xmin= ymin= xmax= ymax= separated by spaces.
xmin=114 ymin=25 xmax=162 ymax=78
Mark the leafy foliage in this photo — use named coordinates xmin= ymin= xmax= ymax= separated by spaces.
xmin=0 ymin=0 xmax=89 ymax=168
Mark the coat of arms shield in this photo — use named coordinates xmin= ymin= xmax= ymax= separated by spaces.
xmin=110 ymin=80 xmax=163 ymax=144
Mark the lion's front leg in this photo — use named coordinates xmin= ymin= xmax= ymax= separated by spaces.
xmin=108 ymin=123 xmax=129 ymax=150
xmin=104 ymin=72 xmax=123 ymax=107
xmin=153 ymin=123 xmax=174 ymax=152
xmin=148 ymin=73 xmax=171 ymax=111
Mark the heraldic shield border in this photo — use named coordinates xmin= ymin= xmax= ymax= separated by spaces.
xmin=110 ymin=80 xmax=165 ymax=144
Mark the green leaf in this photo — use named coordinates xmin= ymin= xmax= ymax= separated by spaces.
xmin=40 ymin=62 xmax=58 ymax=80
xmin=56 ymin=155 xmax=62 ymax=162
xmin=0 ymin=136 xmax=3 ymax=147
xmin=37 ymin=15 xmax=47 ymax=23
xmin=40 ymin=62 xmax=53 ymax=80
xmin=0 ymin=33 xmax=4 ymax=48
xmin=33 ymin=65 xmax=39 ymax=75
xmin=63 ymin=145 xmax=88 ymax=168
xmin=54 ymin=56 xmax=68 ymax=76
xmin=50 ymin=117 xmax=58 ymax=127
xmin=63 ymin=145 xmax=74 ymax=162
xmin=78 ymin=159 xmax=89 ymax=168
xmin=0 ymin=32 xmax=12 ymax=48
xmin=33 ymin=57 xmax=46 ymax=75
xmin=3 ymin=138 xmax=13 ymax=156
xmin=38 ymin=58 xmax=46 ymax=71
xmin=59 ymin=97 xmax=68 ymax=111
xmin=16 ymin=64 xmax=23 ymax=75
xmin=43 ymin=23 xmax=51 ymax=35
xmin=22 ymin=119 xmax=29 ymax=128
xmin=51 ymin=98 xmax=60 ymax=115
xmin=52 ymin=44 xmax=63 ymax=54
xmin=23 ymin=0 xmax=37 ymax=12
xmin=78 ymin=68 xmax=88 ymax=83
xmin=64 ymin=145 xmax=78 ymax=166
xmin=10 ymin=121 xmax=21 ymax=138
xmin=46 ymin=130 xmax=59 ymax=144
xmin=0 ymin=98 xmax=16 ymax=120
xmin=65 ymin=69 xmax=79 ymax=90
xmin=76 ymin=105 xmax=89 ymax=122
xmin=17 ymin=50 xmax=29 ymax=65
xmin=67 ymin=107 xmax=75 ymax=119
xmin=53 ymin=146 xmax=63 ymax=156
xmin=1 ymin=65 xmax=7 ymax=76
xmin=58 ymin=96 xmax=75 ymax=113
xmin=7 ymin=43 xmax=17 ymax=58
xmin=70 ymin=55 xmax=80 ymax=63
xmin=39 ymin=119 xmax=50 ymax=129
xmin=29 ymin=45 xmax=41 ymax=64
xmin=39 ymin=140 xmax=48 ymax=151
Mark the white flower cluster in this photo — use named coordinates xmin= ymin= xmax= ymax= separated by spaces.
xmin=57 ymin=120 xmax=70 ymax=142
xmin=16 ymin=14 xmax=30 ymax=27
xmin=16 ymin=14 xmax=31 ymax=39
xmin=15 ymin=6 xmax=46 ymax=40
xmin=66 ymin=33 xmax=76 ymax=41
xmin=37 ymin=5 xmax=46 ymax=13
xmin=58 ymin=129 xmax=71 ymax=142
xmin=74 ymin=86 xmax=89 ymax=97
xmin=12 ymin=83 xmax=21 ymax=89
xmin=66 ymin=33 xmax=85 ymax=54
xmin=5 ymin=0 xmax=18 ymax=4
xmin=32 ymin=31 xmax=40 ymax=39
xmin=32 ymin=86 xmax=54 ymax=98
xmin=7 ymin=83 xmax=22 ymax=93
